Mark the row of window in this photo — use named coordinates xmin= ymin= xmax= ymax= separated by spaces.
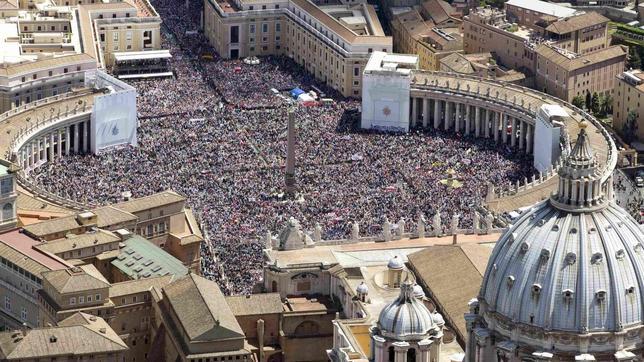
xmin=0 ymin=256 xmax=42 ymax=285
xmin=69 ymin=293 xmax=102 ymax=305
xmin=249 ymin=22 xmax=281 ymax=34
xmin=2 ymin=296 xmax=28 ymax=321
xmin=20 ymin=66 xmax=81 ymax=83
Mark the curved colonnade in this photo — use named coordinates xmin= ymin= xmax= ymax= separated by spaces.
xmin=0 ymin=72 xmax=618 ymax=215
xmin=408 ymin=71 xmax=617 ymax=212
xmin=0 ymin=89 xmax=100 ymax=210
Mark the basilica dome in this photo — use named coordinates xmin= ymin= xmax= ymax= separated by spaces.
xmin=377 ymin=281 xmax=437 ymax=341
xmin=480 ymin=123 xmax=644 ymax=337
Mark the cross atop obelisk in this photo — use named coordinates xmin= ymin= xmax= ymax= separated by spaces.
xmin=285 ymin=108 xmax=296 ymax=194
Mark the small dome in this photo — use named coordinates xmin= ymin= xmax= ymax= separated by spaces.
xmin=431 ymin=312 xmax=445 ymax=327
xmin=377 ymin=281 xmax=436 ymax=341
xmin=387 ymin=255 xmax=404 ymax=270
xmin=412 ymin=284 xmax=425 ymax=298
xmin=356 ymin=281 xmax=369 ymax=295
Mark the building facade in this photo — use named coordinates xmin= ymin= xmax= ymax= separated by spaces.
xmin=203 ymin=0 xmax=392 ymax=97
xmin=613 ymin=70 xmax=644 ymax=142
xmin=463 ymin=5 xmax=626 ymax=102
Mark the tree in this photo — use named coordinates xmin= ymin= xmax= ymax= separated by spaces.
xmin=585 ymin=91 xmax=592 ymax=110
xmin=591 ymin=92 xmax=600 ymax=115
xmin=628 ymin=46 xmax=642 ymax=70
xmin=600 ymin=93 xmax=613 ymax=116
xmin=572 ymin=95 xmax=585 ymax=109
xmin=622 ymin=110 xmax=639 ymax=143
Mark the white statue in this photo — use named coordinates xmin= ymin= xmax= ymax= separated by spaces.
xmin=383 ymin=218 xmax=392 ymax=242
xmin=433 ymin=211 xmax=442 ymax=236
xmin=351 ymin=221 xmax=360 ymax=241
xmin=313 ymin=222 xmax=322 ymax=243
xmin=451 ymin=214 xmax=460 ymax=234
xmin=397 ymin=218 xmax=406 ymax=238
xmin=417 ymin=214 xmax=426 ymax=238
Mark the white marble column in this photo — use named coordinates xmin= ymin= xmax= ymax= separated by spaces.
xmin=65 ymin=126 xmax=70 ymax=155
xmin=485 ymin=110 xmax=492 ymax=138
xmin=519 ymin=120 xmax=525 ymax=150
xmin=433 ymin=100 xmax=441 ymax=129
xmin=73 ymin=123 xmax=79 ymax=153
xmin=28 ymin=143 xmax=34 ymax=167
xmin=455 ymin=103 xmax=461 ymax=133
xmin=511 ymin=117 xmax=517 ymax=148
xmin=393 ymin=342 xmax=410 ymax=362
xmin=34 ymin=139 xmax=41 ymax=164
xmin=499 ymin=113 xmax=508 ymax=145
xmin=422 ymin=98 xmax=429 ymax=128
xmin=527 ymin=124 xmax=533 ymax=153
xmin=57 ymin=130 xmax=63 ymax=157
xmin=48 ymin=132 xmax=55 ymax=161
xmin=83 ymin=120 xmax=89 ymax=152
xmin=445 ymin=102 xmax=452 ymax=131
xmin=465 ymin=105 xmax=471 ymax=136
xmin=493 ymin=112 xmax=500 ymax=142
xmin=412 ymin=97 xmax=418 ymax=127
xmin=475 ymin=107 xmax=481 ymax=137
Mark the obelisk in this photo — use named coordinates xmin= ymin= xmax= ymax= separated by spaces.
xmin=285 ymin=108 xmax=296 ymax=194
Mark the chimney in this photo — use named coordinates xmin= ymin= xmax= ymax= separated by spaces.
xmin=114 ymin=229 xmax=132 ymax=241
xmin=20 ymin=322 xmax=28 ymax=337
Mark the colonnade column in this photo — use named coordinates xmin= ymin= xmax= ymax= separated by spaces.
xmin=500 ymin=114 xmax=507 ymax=144
xmin=83 ymin=120 xmax=89 ymax=152
xmin=48 ymin=133 xmax=55 ymax=161
xmin=73 ymin=124 xmax=79 ymax=153
xmin=526 ymin=124 xmax=533 ymax=153
xmin=493 ymin=112 xmax=500 ymax=143
xmin=57 ymin=130 xmax=63 ymax=157
xmin=465 ymin=105 xmax=471 ymax=136
xmin=65 ymin=126 xmax=70 ymax=155
xmin=422 ymin=98 xmax=429 ymax=128
xmin=411 ymin=98 xmax=418 ymax=127
xmin=485 ymin=110 xmax=491 ymax=138
xmin=475 ymin=107 xmax=481 ymax=137
xmin=519 ymin=120 xmax=525 ymax=150
xmin=433 ymin=100 xmax=441 ymax=129
xmin=444 ymin=102 xmax=452 ymax=131
xmin=28 ymin=143 xmax=34 ymax=168
xmin=393 ymin=342 xmax=410 ymax=362
xmin=455 ymin=102 xmax=461 ymax=133
xmin=510 ymin=117 xmax=517 ymax=148
xmin=34 ymin=139 xmax=40 ymax=165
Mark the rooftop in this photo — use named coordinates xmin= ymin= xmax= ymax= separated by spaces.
xmin=0 ymin=229 xmax=70 ymax=275
xmin=34 ymin=229 xmax=120 ymax=255
xmin=545 ymin=12 xmax=608 ymax=34
xmin=113 ymin=190 xmax=185 ymax=214
xmin=226 ymin=293 xmax=284 ymax=316
xmin=42 ymin=264 xmax=110 ymax=294
xmin=109 ymin=274 xmax=175 ymax=298
xmin=364 ymin=51 xmax=418 ymax=75
xmin=407 ymin=243 xmax=493 ymax=343
xmin=111 ymin=235 xmax=189 ymax=280
xmin=506 ymin=0 xmax=578 ymax=18
xmin=163 ymin=274 xmax=245 ymax=342
xmin=0 ymin=313 xmax=126 ymax=360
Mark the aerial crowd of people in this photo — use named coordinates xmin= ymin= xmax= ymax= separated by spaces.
xmin=29 ymin=0 xmax=535 ymax=294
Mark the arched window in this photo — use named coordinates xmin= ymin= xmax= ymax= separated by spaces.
xmin=388 ymin=346 xmax=395 ymax=362
xmin=407 ymin=348 xmax=416 ymax=362
xmin=2 ymin=203 xmax=12 ymax=221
